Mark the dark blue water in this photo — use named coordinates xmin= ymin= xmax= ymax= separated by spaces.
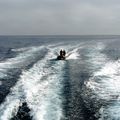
xmin=0 ymin=35 xmax=120 ymax=120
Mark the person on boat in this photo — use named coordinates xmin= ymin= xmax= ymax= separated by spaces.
xmin=57 ymin=49 xmax=66 ymax=60
xmin=60 ymin=49 xmax=63 ymax=56
xmin=62 ymin=50 xmax=66 ymax=56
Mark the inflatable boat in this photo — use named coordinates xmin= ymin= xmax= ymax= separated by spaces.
xmin=57 ymin=55 xmax=66 ymax=60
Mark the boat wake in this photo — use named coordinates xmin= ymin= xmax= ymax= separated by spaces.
xmin=0 ymin=43 xmax=81 ymax=120
xmin=83 ymin=43 xmax=120 ymax=119
xmin=0 ymin=40 xmax=120 ymax=120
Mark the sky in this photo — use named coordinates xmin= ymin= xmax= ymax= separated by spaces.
xmin=0 ymin=0 xmax=120 ymax=35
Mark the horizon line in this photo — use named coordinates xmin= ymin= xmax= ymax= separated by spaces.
xmin=0 ymin=34 xmax=120 ymax=36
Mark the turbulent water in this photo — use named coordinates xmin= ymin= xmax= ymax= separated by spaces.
xmin=0 ymin=35 xmax=120 ymax=120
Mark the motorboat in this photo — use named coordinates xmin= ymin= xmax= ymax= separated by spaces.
xmin=57 ymin=55 xmax=66 ymax=60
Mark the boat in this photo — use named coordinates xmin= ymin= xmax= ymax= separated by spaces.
xmin=57 ymin=49 xmax=67 ymax=60
xmin=57 ymin=55 xmax=66 ymax=60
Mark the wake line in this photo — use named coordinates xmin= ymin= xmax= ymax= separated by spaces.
xmin=0 ymin=46 xmax=47 ymax=79
xmin=0 ymin=47 xmax=65 ymax=120
xmin=83 ymin=42 xmax=120 ymax=119
xmin=21 ymin=51 xmax=65 ymax=120
xmin=95 ymin=60 xmax=120 ymax=120
xmin=0 ymin=43 xmax=82 ymax=120
xmin=0 ymin=47 xmax=50 ymax=120
xmin=0 ymin=80 xmax=24 ymax=120
xmin=81 ymin=42 xmax=108 ymax=119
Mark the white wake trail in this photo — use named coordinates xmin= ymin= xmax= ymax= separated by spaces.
xmin=0 ymin=47 xmax=65 ymax=120
xmin=14 ymin=44 xmax=81 ymax=120
xmin=0 ymin=43 xmax=82 ymax=120
xmin=0 ymin=46 xmax=49 ymax=120
xmin=67 ymin=48 xmax=80 ymax=60
xmin=85 ymin=43 xmax=108 ymax=98
xmin=50 ymin=41 xmax=83 ymax=60
xmin=84 ymin=42 xmax=120 ymax=119
xmin=96 ymin=60 xmax=120 ymax=120
xmin=0 ymin=46 xmax=45 ymax=78
xmin=21 ymin=50 xmax=64 ymax=120
xmin=0 ymin=80 xmax=24 ymax=120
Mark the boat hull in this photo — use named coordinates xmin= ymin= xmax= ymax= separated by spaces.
xmin=57 ymin=55 xmax=66 ymax=60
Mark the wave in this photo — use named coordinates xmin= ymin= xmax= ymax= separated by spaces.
xmin=0 ymin=43 xmax=85 ymax=120
xmin=20 ymin=45 xmax=82 ymax=120
xmin=0 ymin=47 xmax=65 ymax=120
xmin=0 ymin=49 xmax=52 ymax=120
xmin=0 ymin=46 xmax=47 ymax=79
xmin=96 ymin=60 xmax=120 ymax=120
xmin=21 ymin=51 xmax=65 ymax=120
xmin=84 ymin=42 xmax=120 ymax=119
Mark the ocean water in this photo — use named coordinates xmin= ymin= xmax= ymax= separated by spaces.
xmin=0 ymin=35 xmax=120 ymax=120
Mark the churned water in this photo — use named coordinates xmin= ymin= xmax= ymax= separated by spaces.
xmin=0 ymin=35 xmax=120 ymax=120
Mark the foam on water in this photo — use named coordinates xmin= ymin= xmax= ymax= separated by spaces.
xmin=84 ymin=42 xmax=120 ymax=119
xmin=99 ymin=100 xmax=120 ymax=120
xmin=85 ymin=43 xmax=107 ymax=67
xmin=0 ymin=79 xmax=23 ymax=120
xmin=0 ymin=46 xmax=66 ymax=120
xmin=0 ymin=46 xmax=46 ymax=78
xmin=0 ymin=53 xmax=50 ymax=120
xmin=20 ymin=48 xmax=66 ymax=120
xmin=0 ymin=43 xmax=82 ymax=120
xmin=87 ymin=59 xmax=120 ymax=99
xmin=67 ymin=48 xmax=80 ymax=60
xmin=0 ymin=46 xmax=49 ymax=120
xmin=50 ymin=43 xmax=82 ymax=61
xmin=11 ymin=47 xmax=31 ymax=52
xmin=96 ymin=60 xmax=120 ymax=119
xmin=1 ymin=37 xmax=120 ymax=120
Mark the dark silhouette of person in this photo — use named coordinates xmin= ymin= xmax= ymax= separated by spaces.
xmin=60 ymin=49 xmax=63 ymax=56
xmin=62 ymin=50 xmax=66 ymax=56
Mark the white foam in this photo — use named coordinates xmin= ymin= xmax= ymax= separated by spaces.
xmin=0 ymin=46 xmax=49 ymax=120
xmin=85 ymin=43 xmax=107 ymax=67
xmin=67 ymin=48 xmax=80 ymax=60
xmin=21 ymin=50 xmax=64 ymax=120
xmin=84 ymin=43 xmax=120 ymax=119
xmin=0 ymin=100 xmax=21 ymax=120
xmin=0 ymin=80 xmax=23 ymax=120
xmin=95 ymin=60 xmax=120 ymax=76
xmin=51 ymin=42 xmax=83 ymax=60
xmin=87 ymin=59 xmax=120 ymax=100
xmin=96 ymin=60 xmax=120 ymax=119
xmin=0 ymin=46 xmax=45 ymax=78
xmin=12 ymin=47 xmax=31 ymax=52
xmin=0 ymin=47 xmax=64 ymax=120
xmin=0 ymin=43 xmax=83 ymax=120
xmin=99 ymin=101 xmax=120 ymax=120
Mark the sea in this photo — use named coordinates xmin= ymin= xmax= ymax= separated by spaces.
xmin=0 ymin=35 xmax=120 ymax=120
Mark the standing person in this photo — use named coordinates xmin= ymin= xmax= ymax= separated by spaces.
xmin=60 ymin=49 xmax=63 ymax=56
xmin=62 ymin=50 xmax=66 ymax=56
